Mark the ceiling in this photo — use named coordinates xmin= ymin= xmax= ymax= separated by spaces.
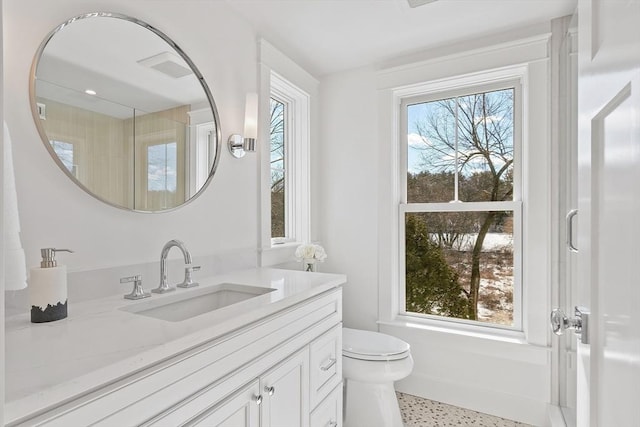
xmin=225 ymin=0 xmax=577 ymax=77
xmin=36 ymin=15 xmax=210 ymax=118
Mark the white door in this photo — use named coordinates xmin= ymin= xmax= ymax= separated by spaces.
xmin=260 ymin=347 xmax=310 ymax=427
xmin=576 ymin=0 xmax=640 ymax=425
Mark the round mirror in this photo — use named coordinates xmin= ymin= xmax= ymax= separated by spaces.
xmin=30 ymin=12 xmax=221 ymax=212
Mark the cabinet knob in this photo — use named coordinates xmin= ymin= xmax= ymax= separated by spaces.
xmin=253 ymin=394 xmax=263 ymax=405
xmin=264 ymin=385 xmax=275 ymax=396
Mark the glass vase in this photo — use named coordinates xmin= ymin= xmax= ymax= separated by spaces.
xmin=302 ymin=258 xmax=317 ymax=272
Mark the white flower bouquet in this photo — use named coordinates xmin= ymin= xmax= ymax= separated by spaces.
xmin=295 ymin=243 xmax=327 ymax=271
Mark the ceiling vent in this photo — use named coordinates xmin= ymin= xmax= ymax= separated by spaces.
xmin=406 ymin=0 xmax=438 ymax=8
xmin=137 ymin=51 xmax=193 ymax=79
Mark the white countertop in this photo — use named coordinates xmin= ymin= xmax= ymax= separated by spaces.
xmin=4 ymin=267 xmax=346 ymax=424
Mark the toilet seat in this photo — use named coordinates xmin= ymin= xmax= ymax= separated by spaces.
xmin=342 ymin=327 xmax=410 ymax=361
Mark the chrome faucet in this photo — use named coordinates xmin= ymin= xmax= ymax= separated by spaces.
xmin=152 ymin=239 xmax=194 ymax=294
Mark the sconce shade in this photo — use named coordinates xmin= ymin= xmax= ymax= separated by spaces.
xmin=244 ymin=93 xmax=258 ymax=140
xmin=229 ymin=93 xmax=258 ymax=158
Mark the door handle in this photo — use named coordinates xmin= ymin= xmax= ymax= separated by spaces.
xmin=566 ymin=209 xmax=578 ymax=253
xmin=551 ymin=306 xmax=590 ymax=344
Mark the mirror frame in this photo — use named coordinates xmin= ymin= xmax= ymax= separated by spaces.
xmin=29 ymin=11 xmax=222 ymax=213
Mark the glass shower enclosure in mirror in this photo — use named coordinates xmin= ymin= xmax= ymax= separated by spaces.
xmin=30 ymin=12 xmax=221 ymax=212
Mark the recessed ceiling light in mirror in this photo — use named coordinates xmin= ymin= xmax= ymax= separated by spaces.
xmin=84 ymin=89 xmax=97 ymax=95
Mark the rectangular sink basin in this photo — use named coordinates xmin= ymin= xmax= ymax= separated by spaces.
xmin=121 ymin=283 xmax=275 ymax=322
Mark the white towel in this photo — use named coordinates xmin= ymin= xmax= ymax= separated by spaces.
xmin=4 ymin=122 xmax=27 ymax=290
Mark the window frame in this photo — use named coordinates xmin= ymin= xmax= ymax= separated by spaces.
xmin=269 ymin=94 xmax=291 ymax=243
xmin=187 ymin=107 xmax=217 ymax=195
xmin=265 ymin=71 xmax=311 ymax=248
xmin=398 ymin=76 xmax=524 ymax=332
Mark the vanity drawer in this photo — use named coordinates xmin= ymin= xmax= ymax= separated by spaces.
xmin=309 ymin=324 xmax=342 ymax=409
xmin=310 ymin=382 xmax=342 ymax=427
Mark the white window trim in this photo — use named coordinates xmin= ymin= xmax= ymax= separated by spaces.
xmin=262 ymin=71 xmax=311 ymax=249
xmin=391 ymin=64 xmax=529 ymax=335
xmin=258 ymin=40 xmax=318 ymax=267
xmin=187 ymin=107 xmax=216 ymax=194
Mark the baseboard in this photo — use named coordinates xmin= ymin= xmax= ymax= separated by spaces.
xmin=396 ymin=372 xmax=549 ymax=426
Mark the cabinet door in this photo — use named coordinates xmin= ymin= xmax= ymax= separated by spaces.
xmin=260 ymin=347 xmax=310 ymax=427
xmin=187 ymin=380 xmax=260 ymax=427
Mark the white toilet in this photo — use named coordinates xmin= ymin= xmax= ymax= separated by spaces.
xmin=342 ymin=328 xmax=413 ymax=427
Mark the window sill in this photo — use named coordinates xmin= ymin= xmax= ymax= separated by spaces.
xmin=379 ymin=316 xmax=551 ymax=366
xmin=261 ymin=241 xmax=300 ymax=252
xmin=378 ymin=315 xmax=527 ymax=345
xmin=259 ymin=241 xmax=300 ymax=267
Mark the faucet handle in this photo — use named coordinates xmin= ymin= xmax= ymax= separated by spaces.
xmin=120 ymin=274 xmax=141 ymax=284
xmin=177 ymin=265 xmax=200 ymax=288
xmin=121 ymin=275 xmax=151 ymax=300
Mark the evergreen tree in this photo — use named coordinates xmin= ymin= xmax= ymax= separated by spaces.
xmin=405 ymin=215 xmax=470 ymax=318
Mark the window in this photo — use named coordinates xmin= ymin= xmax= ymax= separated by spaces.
xmin=400 ymin=83 xmax=521 ymax=329
xmin=266 ymin=72 xmax=310 ymax=247
xmin=147 ymin=141 xmax=177 ymax=193
xmin=50 ymin=140 xmax=76 ymax=176
xmin=270 ymin=97 xmax=286 ymax=239
xmin=138 ymin=135 xmax=183 ymax=211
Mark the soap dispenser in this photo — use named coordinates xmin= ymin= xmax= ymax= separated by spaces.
xmin=29 ymin=248 xmax=73 ymax=323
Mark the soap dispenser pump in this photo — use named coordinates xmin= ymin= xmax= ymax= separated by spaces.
xmin=29 ymin=248 xmax=73 ymax=323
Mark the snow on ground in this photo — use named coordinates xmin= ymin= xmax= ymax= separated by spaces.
xmin=477 ymin=262 xmax=514 ymax=325
xmin=430 ymin=232 xmax=513 ymax=252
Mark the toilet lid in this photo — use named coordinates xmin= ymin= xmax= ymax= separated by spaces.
xmin=342 ymin=328 xmax=410 ymax=361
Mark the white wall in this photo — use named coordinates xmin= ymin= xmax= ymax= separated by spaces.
xmin=4 ymin=0 xmax=259 ymax=276
xmin=318 ymin=67 xmax=379 ymax=330
xmin=318 ymin=25 xmax=556 ymax=426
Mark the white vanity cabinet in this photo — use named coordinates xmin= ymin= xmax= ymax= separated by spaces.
xmin=12 ymin=287 xmax=342 ymax=427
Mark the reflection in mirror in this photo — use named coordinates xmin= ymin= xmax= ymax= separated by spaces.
xmin=31 ymin=13 xmax=221 ymax=212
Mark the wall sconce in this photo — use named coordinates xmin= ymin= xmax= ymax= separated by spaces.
xmin=228 ymin=93 xmax=258 ymax=158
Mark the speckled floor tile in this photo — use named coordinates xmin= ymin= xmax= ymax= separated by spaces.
xmin=397 ymin=392 xmax=533 ymax=427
